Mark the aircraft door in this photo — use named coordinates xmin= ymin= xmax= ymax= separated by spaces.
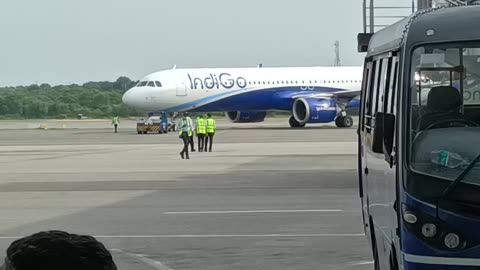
xmin=176 ymin=79 xmax=187 ymax=96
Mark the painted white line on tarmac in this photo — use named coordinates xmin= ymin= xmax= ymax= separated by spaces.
xmin=0 ymin=233 xmax=364 ymax=240
xmin=163 ymin=209 xmax=343 ymax=214
xmin=110 ymin=248 xmax=173 ymax=270
xmin=349 ymin=261 xmax=374 ymax=266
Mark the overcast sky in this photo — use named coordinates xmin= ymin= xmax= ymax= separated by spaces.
xmin=0 ymin=0 xmax=414 ymax=86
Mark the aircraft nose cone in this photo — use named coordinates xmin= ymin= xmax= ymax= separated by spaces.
xmin=122 ymin=89 xmax=133 ymax=106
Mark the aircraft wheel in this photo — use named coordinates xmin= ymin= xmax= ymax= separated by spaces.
xmin=289 ymin=116 xmax=306 ymax=128
xmin=335 ymin=116 xmax=345 ymax=128
xmin=343 ymin=116 xmax=354 ymax=128
xmin=336 ymin=116 xmax=353 ymax=128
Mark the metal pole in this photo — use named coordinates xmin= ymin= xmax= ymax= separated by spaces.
xmin=369 ymin=0 xmax=375 ymax=33
xmin=363 ymin=0 xmax=367 ymax=33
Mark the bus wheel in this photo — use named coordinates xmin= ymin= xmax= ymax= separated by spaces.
xmin=389 ymin=245 xmax=399 ymax=270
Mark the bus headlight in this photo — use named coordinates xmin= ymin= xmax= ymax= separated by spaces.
xmin=403 ymin=212 xmax=418 ymax=224
xmin=421 ymin=223 xmax=437 ymax=238
xmin=444 ymin=233 xmax=461 ymax=249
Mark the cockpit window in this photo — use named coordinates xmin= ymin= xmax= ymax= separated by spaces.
xmin=147 ymin=81 xmax=155 ymax=87
xmin=155 ymin=81 xmax=162 ymax=87
xmin=137 ymin=81 xmax=148 ymax=87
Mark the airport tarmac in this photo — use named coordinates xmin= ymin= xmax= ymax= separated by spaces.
xmin=0 ymin=118 xmax=371 ymax=270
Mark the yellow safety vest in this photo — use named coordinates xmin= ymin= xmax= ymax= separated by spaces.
xmin=112 ymin=117 xmax=119 ymax=125
xmin=196 ymin=118 xmax=206 ymax=134
xmin=178 ymin=119 xmax=193 ymax=136
xmin=206 ymin=118 xmax=216 ymax=133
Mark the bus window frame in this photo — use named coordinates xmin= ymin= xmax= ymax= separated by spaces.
xmin=360 ymin=61 xmax=373 ymax=131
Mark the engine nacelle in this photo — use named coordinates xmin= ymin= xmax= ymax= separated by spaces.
xmin=292 ymin=98 xmax=338 ymax=124
xmin=225 ymin=111 xmax=267 ymax=123
xmin=346 ymin=98 xmax=360 ymax=116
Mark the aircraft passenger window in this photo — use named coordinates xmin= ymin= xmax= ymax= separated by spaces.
xmin=309 ymin=80 xmax=312 ymax=84
xmin=147 ymin=81 xmax=155 ymax=87
xmin=253 ymin=81 xmax=256 ymax=85
xmin=257 ymin=81 xmax=261 ymax=84
xmin=155 ymin=81 xmax=162 ymax=87
xmin=315 ymin=80 xmax=317 ymax=83
xmin=263 ymin=81 xmax=265 ymax=85
xmin=248 ymin=81 xmax=252 ymax=85
xmin=295 ymin=80 xmax=298 ymax=84
xmin=281 ymin=81 xmax=284 ymax=84
xmin=302 ymin=80 xmax=305 ymax=84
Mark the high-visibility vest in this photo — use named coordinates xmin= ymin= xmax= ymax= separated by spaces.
xmin=112 ymin=116 xmax=119 ymax=125
xmin=206 ymin=118 xmax=216 ymax=133
xmin=178 ymin=119 xmax=193 ymax=136
xmin=196 ymin=118 xmax=206 ymax=134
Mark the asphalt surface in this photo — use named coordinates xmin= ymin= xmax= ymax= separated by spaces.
xmin=0 ymin=118 xmax=372 ymax=270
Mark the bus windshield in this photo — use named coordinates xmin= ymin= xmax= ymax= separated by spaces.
xmin=409 ymin=44 xmax=480 ymax=199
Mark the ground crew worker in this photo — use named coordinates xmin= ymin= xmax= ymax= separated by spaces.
xmin=178 ymin=113 xmax=192 ymax=159
xmin=196 ymin=115 xmax=207 ymax=152
xmin=204 ymin=113 xmax=216 ymax=152
xmin=185 ymin=113 xmax=196 ymax=152
xmin=112 ymin=115 xmax=120 ymax=133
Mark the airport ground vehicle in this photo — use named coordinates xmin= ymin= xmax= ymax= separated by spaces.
xmin=358 ymin=5 xmax=480 ymax=270
xmin=136 ymin=112 xmax=176 ymax=134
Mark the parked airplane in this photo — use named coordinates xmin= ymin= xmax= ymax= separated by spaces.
xmin=122 ymin=66 xmax=363 ymax=127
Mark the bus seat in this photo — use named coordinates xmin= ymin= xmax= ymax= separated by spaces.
xmin=417 ymin=86 xmax=464 ymax=130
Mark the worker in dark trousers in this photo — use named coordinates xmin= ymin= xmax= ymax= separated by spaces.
xmin=185 ymin=113 xmax=196 ymax=152
xmin=196 ymin=114 xmax=206 ymax=152
xmin=112 ymin=115 xmax=120 ymax=133
xmin=178 ymin=113 xmax=192 ymax=159
xmin=204 ymin=113 xmax=216 ymax=152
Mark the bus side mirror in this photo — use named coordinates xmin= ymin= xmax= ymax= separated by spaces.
xmin=357 ymin=33 xmax=373 ymax=53
xmin=372 ymin=112 xmax=396 ymax=163
xmin=372 ymin=112 xmax=385 ymax=154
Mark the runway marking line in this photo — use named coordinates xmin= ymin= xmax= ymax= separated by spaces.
xmin=0 ymin=233 xmax=364 ymax=239
xmin=110 ymin=248 xmax=173 ymax=270
xmin=163 ymin=209 xmax=343 ymax=214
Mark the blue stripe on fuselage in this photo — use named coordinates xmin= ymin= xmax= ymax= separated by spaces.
xmin=166 ymin=86 xmax=346 ymax=112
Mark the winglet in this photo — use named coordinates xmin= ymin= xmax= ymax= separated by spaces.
xmin=257 ymin=63 xmax=263 ymax=68
xmin=172 ymin=65 xmax=177 ymax=70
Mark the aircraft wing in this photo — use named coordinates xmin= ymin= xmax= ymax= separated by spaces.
xmin=291 ymin=89 xmax=361 ymax=100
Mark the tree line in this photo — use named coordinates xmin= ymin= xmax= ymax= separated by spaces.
xmin=0 ymin=77 xmax=144 ymax=119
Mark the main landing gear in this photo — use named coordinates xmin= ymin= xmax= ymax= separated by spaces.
xmin=289 ymin=116 xmax=306 ymax=128
xmin=335 ymin=112 xmax=354 ymax=128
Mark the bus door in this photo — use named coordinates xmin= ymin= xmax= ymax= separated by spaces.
xmin=363 ymin=54 xmax=400 ymax=269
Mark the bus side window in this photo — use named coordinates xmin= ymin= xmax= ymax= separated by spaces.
xmin=360 ymin=62 xmax=373 ymax=131
xmin=387 ymin=58 xmax=399 ymax=115
xmin=364 ymin=61 xmax=378 ymax=132
xmin=367 ymin=59 xmax=382 ymax=131
xmin=376 ymin=58 xmax=390 ymax=114
xmin=381 ymin=57 xmax=393 ymax=113
xmin=372 ymin=59 xmax=384 ymax=119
